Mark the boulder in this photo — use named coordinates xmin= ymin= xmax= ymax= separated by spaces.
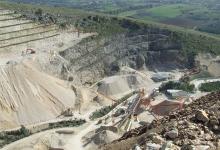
xmin=152 ymin=135 xmax=165 ymax=144
xmin=146 ymin=143 xmax=161 ymax=150
xmin=204 ymin=134 xmax=212 ymax=141
xmin=161 ymin=141 xmax=180 ymax=150
xmin=187 ymin=132 xmax=196 ymax=140
xmin=196 ymin=110 xmax=209 ymax=123
xmin=133 ymin=144 xmax=142 ymax=150
xmin=181 ymin=145 xmax=195 ymax=150
xmin=195 ymin=145 xmax=210 ymax=150
xmin=165 ymin=129 xmax=179 ymax=139
xmin=148 ymin=133 xmax=165 ymax=144
xmin=209 ymin=117 xmax=219 ymax=125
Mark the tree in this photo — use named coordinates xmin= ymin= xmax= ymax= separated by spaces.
xmin=59 ymin=22 xmax=67 ymax=29
xmin=19 ymin=125 xmax=30 ymax=137
xmin=35 ymin=8 xmax=43 ymax=16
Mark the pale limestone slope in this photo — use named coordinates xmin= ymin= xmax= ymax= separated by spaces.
xmin=0 ymin=60 xmax=76 ymax=130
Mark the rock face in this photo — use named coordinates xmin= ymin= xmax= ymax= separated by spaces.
xmin=105 ymin=91 xmax=220 ymax=150
xmin=60 ymin=29 xmax=183 ymax=85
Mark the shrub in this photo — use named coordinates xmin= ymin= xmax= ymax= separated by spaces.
xmin=159 ymin=81 xmax=195 ymax=92
xmin=199 ymin=81 xmax=220 ymax=92
xmin=97 ymin=82 xmax=102 ymax=87
xmin=0 ymin=119 xmax=86 ymax=148
xmin=35 ymin=8 xmax=43 ymax=16
xmin=19 ymin=125 xmax=30 ymax=137
xmin=59 ymin=22 xmax=68 ymax=29
xmin=49 ymin=119 xmax=86 ymax=128
xmin=89 ymin=91 xmax=137 ymax=120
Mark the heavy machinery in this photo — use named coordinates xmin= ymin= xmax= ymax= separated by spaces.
xmin=26 ymin=48 xmax=36 ymax=54
xmin=117 ymin=89 xmax=184 ymax=131
xmin=117 ymin=89 xmax=155 ymax=130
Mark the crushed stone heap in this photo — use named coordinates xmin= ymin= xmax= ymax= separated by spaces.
xmin=0 ymin=60 xmax=76 ymax=130
xmin=107 ymin=91 xmax=220 ymax=150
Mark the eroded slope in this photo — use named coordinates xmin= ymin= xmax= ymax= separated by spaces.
xmin=0 ymin=60 xmax=76 ymax=130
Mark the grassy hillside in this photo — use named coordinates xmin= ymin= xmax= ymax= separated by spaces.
xmin=4 ymin=0 xmax=220 ymax=35
xmin=119 ymin=4 xmax=194 ymax=19
xmin=200 ymin=81 xmax=220 ymax=92
xmin=4 ymin=0 xmax=152 ymax=12
xmin=147 ymin=4 xmax=192 ymax=18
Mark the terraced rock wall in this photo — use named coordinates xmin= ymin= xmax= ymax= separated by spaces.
xmin=60 ymin=29 xmax=183 ymax=85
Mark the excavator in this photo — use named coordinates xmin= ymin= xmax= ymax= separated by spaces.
xmin=26 ymin=48 xmax=36 ymax=54
xmin=22 ymin=49 xmax=36 ymax=56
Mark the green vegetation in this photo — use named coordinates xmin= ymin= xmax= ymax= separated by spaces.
xmin=198 ymin=21 xmax=220 ymax=34
xmin=49 ymin=119 xmax=86 ymax=128
xmin=116 ymin=3 xmax=220 ymax=34
xmin=118 ymin=10 xmax=138 ymax=17
xmin=90 ymin=105 xmax=113 ymax=120
xmin=159 ymin=81 xmax=195 ymax=92
xmin=0 ymin=119 xmax=86 ymax=148
xmin=199 ymin=81 xmax=220 ymax=92
xmin=90 ymin=91 xmax=137 ymax=120
xmin=0 ymin=125 xmax=30 ymax=148
xmin=5 ymin=0 xmax=150 ymax=13
xmin=3 ymin=0 xmax=220 ymax=35
xmin=147 ymin=4 xmax=193 ymax=18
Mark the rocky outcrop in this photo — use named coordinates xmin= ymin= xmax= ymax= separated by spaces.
xmin=60 ymin=30 xmax=183 ymax=85
xmin=104 ymin=91 xmax=220 ymax=150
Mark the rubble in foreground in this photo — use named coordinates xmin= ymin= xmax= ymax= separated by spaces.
xmin=107 ymin=91 xmax=220 ymax=150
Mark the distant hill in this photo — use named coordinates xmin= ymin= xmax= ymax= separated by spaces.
xmin=4 ymin=0 xmax=220 ymax=35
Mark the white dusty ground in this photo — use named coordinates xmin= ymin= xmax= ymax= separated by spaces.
xmin=2 ymin=123 xmax=90 ymax=150
xmin=0 ymin=59 xmax=76 ymax=130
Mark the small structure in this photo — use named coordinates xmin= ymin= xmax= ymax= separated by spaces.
xmin=151 ymin=72 xmax=172 ymax=82
xmin=26 ymin=49 xmax=36 ymax=54
xmin=166 ymin=89 xmax=189 ymax=99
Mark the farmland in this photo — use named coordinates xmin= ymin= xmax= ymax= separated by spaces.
xmin=4 ymin=0 xmax=220 ymax=35
xmin=118 ymin=4 xmax=195 ymax=21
